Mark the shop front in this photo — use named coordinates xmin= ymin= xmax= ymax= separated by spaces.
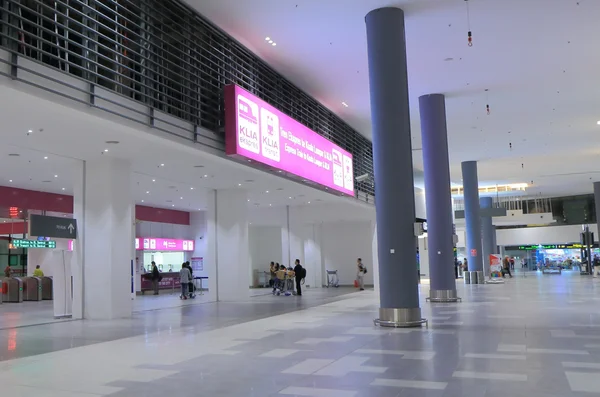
xmin=504 ymin=243 xmax=599 ymax=270
xmin=136 ymin=237 xmax=194 ymax=294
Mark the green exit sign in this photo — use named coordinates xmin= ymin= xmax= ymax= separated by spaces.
xmin=12 ymin=239 xmax=56 ymax=249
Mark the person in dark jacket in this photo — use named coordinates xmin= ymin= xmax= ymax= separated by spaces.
xmin=293 ymin=259 xmax=304 ymax=296
xmin=151 ymin=261 xmax=160 ymax=295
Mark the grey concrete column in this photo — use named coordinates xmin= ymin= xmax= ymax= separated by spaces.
xmin=461 ymin=161 xmax=483 ymax=272
xmin=419 ymin=94 xmax=459 ymax=302
xmin=366 ymin=7 xmax=425 ymax=327
xmin=480 ymin=197 xmax=495 ymax=278
xmin=594 ymin=182 xmax=600 ymax=246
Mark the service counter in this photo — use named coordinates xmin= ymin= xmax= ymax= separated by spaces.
xmin=140 ymin=272 xmax=180 ymax=294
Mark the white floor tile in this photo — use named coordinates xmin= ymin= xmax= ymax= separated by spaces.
xmin=354 ymin=349 xmax=435 ymax=360
xmin=296 ymin=336 xmax=354 ymax=345
xmin=260 ymin=349 xmax=302 ymax=358
xmin=465 ymin=353 xmax=527 ymax=360
xmin=281 ymin=359 xmax=334 ymax=375
xmin=566 ymin=371 xmax=600 ymax=393
xmin=563 ymin=361 xmax=600 ymax=369
xmin=279 ymin=386 xmax=357 ymax=397
xmin=453 ymin=370 xmax=528 ymax=381
xmin=314 ymin=356 xmax=387 ymax=377
xmin=371 ymin=378 xmax=447 ymax=390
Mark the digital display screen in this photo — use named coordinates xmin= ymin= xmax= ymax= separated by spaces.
xmin=224 ymin=84 xmax=355 ymax=196
xmin=12 ymin=239 xmax=56 ymax=249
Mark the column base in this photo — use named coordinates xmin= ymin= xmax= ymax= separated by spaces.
xmin=426 ymin=289 xmax=461 ymax=303
xmin=374 ymin=308 xmax=428 ymax=328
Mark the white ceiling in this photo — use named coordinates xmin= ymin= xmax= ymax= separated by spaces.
xmin=185 ymin=0 xmax=600 ymax=197
xmin=0 ymin=85 xmax=351 ymax=213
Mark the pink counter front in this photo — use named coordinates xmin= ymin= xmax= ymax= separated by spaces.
xmin=140 ymin=272 xmax=180 ymax=292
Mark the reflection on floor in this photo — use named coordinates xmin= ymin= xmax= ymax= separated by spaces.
xmin=4 ymin=273 xmax=600 ymax=395
xmin=0 ymin=300 xmax=71 ymax=330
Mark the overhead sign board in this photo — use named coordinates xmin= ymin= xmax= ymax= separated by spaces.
xmin=224 ymin=84 xmax=355 ymax=196
xmin=505 ymin=243 xmax=599 ymax=251
xmin=12 ymin=239 xmax=56 ymax=249
xmin=135 ymin=238 xmax=194 ymax=252
xmin=29 ymin=215 xmax=77 ymax=239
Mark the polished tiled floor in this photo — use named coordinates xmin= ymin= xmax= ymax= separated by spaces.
xmin=3 ymin=272 xmax=600 ymax=395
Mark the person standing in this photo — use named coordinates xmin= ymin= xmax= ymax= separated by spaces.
xmin=151 ymin=261 xmax=160 ymax=295
xmin=356 ymin=258 xmax=367 ymax=291
xmin=293 ymin=259 xmax=305 ymax=296
xmin=33 ymin=265 xmax=44 ymax=277
xmin=503 ymin=256 xmax=513 ymax=278
xmin=179 ymin=264 xmax=192 ymax=300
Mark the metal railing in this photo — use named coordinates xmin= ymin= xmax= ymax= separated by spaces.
xmin=0 ymin=0 xmax=375 ymax=200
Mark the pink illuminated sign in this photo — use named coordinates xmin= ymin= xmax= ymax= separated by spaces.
xmin=135 ymin=238 xmax=194 ymax=252
xmin=225 ymin=85 xmax=354 ymax=195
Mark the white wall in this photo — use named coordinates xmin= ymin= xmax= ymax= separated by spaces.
xmin=188 ymin=211 xmax=208 ymax=278
xmin=27 ymin=238 xmax=71 ymax=277
xmin=321 ymin=220 xmax=375 ymax=286
xmin=136 ymin=221 xmax=193 ymax=240
xmin=496 ymin=224 xmax=597 ymax=246
xmin=249 ymin=225 xmax=283 ymax=286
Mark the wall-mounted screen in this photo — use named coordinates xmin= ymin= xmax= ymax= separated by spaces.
xmin=225 ymin=85 xmax=354 ymax=196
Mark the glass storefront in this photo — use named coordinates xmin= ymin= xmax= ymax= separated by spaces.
xmin=504 ymin=244 xmax=598 ymax=270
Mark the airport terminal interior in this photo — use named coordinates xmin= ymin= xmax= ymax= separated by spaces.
xmin=1 ymin=0 xmax=600 ymax=396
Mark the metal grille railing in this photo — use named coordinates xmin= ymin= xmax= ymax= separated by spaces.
xmin=0 ymin=0 xmax=375 ymax=199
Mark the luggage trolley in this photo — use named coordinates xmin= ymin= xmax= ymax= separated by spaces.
xmin=326 ymin=270 xmax=339 ymax=288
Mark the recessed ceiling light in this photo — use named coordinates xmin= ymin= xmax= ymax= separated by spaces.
xmin=289 ymin=196 xmax=292 ymax=199
xmin=308 ymin=201 xmax=311 ymax=204
xmin=62 ymin=188 xmax=65 ymax=191
xmin=152 ymin=179 xmax=156 ymax=182
xmin=171 ymin=204 xmax=175 ymax=207
xmin=278 ymin=170 xmax=282 ymax=173
xmin=238 ymin=183 xmax=242 ymax=186
xmin=190 ymin=187 xmax=194 ymax=190
xmin=272 ymin=42 xmax=276 ymax=46
xmin=146 ymin=191 xmax=150 ymax=194
xmin=247 ymin=160 xmax=252 ymax=162
xmin=342 ymin=102 xmax=349 ymax=107
xmin=141 ymin=200 xmax=144 ymax=203
xmin=597 ymin=121 xmax=600 ymax=125
xmin=180 ymin=197 xmax=183 ymax=200
xmin=28 ymin=130 xmax=32 ymax=133
xmin=265 ymin=190 xmax=269 ymax=193
xmin=160 ymin=163 xmax=165 ymax=167
xmin=54 ymin=175 xmax=58 ymax=178
xmin=8 ymin=180 xmax=12 ymax=183
xmin=268 ymin=39 xmax=273 ymax=43
xmin=265 ymin=37 xmax=270 ymax=41
xmin=204 ymin=174 xmax=208 ymax=178
xmin=104 ymin=149 xmax=109 ymax=152
xmin=269 ymin=204 xmax=272 ymax=206
xmin=43 ymin=156 xmax=48 ymax=160
xmin=247 ymin=199 xmax=250 ymax=202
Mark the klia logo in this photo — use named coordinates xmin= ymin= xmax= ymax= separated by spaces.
xmin=240 ymin=125 xmax=257 ymax=140
xmin=262 ymin=116 xmax=278 ymax=149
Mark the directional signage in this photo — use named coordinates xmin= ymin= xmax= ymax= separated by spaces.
xmin=29 ymin=215 xmax=77 ymax=239
xmin=12 ymin=239 xmax=56 ymax=249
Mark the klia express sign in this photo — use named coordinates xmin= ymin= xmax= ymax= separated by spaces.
xmin=224 ymin=85 xmax=354 ymax=196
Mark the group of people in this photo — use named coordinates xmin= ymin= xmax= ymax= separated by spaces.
xmin=270 ymin=260 xmax=305 ymax=296
xmin=148 ymin=261 xmax=196 ymax=299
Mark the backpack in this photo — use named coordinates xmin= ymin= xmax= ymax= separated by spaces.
xmin=300 ymin=266 xmax=307 ymax=279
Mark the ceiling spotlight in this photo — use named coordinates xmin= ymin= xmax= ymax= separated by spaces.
xmin=141 ymin=200 xmax=144 ymax=203
xmin=597 ymin=121 xmax=600 ymax=125
xmin=269 ymin=204 xmax=272 ymax=206
xmin=28 ymin=130 xmax=32 ymax=133
xmin=190 ymin=187 xmax=194 ymax=190
xmin=278 ymin=170 xmax=282 ymax=173
xmin=272 ymin=42 xmax=276 ymax=46
xmin=152 ymin=179 xmax=156 ymax=182
xmin=308 ymin=201 xmax=311 ymax=204
xmin=8 ymin=180 xmax=12 ymax=183
xmin=146 ymin=191 xmax=150 ymax=194
xmin=104 ymin=149 xmax=109 ymax=152
xmin=238 ymin=183 xmax=242 ymax=186
xmin=289 ymin=196 xmax=292 ymax=199
xmin=204 ymin=174 xmax=208 ymax=178
xmin=268 ymin=39 xmax=273 ymax=43
xmin=172 ymin=204 xmax=175 ymax=207
xmin=44 ymin=156 xmax=48 ymax=160
xmin=265 ymin=190 xmax=269 ymax=193
xmin=160 ymin=163 xmax=165 ymax=167
xmin=265 ymin=37 xmax=270 ymax=41
xmin=342 ymin=102 xmax=349 ymax=107
xmin=180 ymin=197 xmax=183 ymax=200
xmin=247 ymin=199 xmax=250 ymax=202
xmin=54 ymin=175 xmax=58 ymax=178
xmin=62 ymin=188 xmax=65 ymax=191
